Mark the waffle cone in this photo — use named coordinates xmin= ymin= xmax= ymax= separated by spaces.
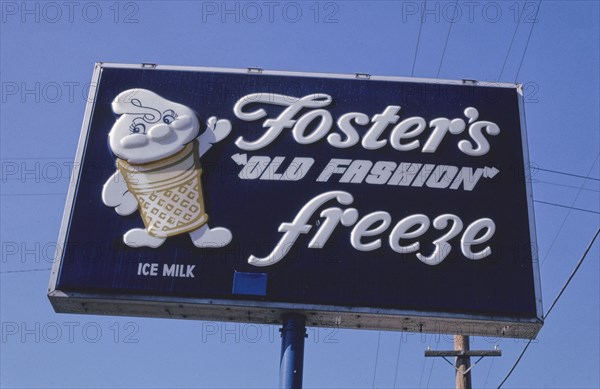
xmin=117 ymin=140 xmax=208 ymax=238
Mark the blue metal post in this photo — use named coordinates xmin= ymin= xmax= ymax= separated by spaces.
xmin=279 ymin=313 xmax=307 ymax=389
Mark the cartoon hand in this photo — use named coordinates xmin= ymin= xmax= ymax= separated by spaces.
xmin=207 ymin=116 xmax=232 ymax=143
xmin=102 ymin=171 xmax=138 ymax=216
xmin=198 ymin=117 xmax=233 ymax=157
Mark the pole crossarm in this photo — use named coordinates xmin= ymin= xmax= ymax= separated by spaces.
xmin=424 ymin=347 xmax=502 ymax=380
xmin=425 ymin=350 xmax=502 ymax=357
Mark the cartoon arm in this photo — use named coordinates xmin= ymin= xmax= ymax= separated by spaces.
xmin=102 ymin=171 xmax=138 ymax=216
xmin=198 ymin=117 xmax=232 ymax=157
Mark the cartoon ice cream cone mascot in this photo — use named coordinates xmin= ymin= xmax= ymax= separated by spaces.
xmin=102 ymin=89 xmax=232 ymax=248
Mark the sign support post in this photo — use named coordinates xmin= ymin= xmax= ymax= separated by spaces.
xmin=279 ymin=313 xmax=307 ymax=389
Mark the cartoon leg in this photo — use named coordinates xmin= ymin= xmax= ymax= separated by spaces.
xmin=123 ymin=228 xmax=166 ymax=248
xmin=189 ymin=224 xmax=232 ymax=248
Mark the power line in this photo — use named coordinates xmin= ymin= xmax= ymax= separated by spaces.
xmin=0 ymin=268 xmax=51 ymax=274
xmin=544 ymin=227 xmax=600 ymax=318
xmin=425 ymin=336 xmax=440 ymax=388
xmin=514 ymin=0 xmax=542 ymax=82
xmin=372 ymin=331 xmax=382 ymax=388
xmin=425 ymin=354 xmax=436 ymax=388
xmin=535 ymin=180 xmax=599 ymax=193
xmin=0 ymin=157 xmax=72 ymax=160
xmin=436 ymin=0 xmax=458 ymax=78
xmin=534 ymin=167 xmax=600 ymax=182
xmin=410 ymin=0 xmax=427 ymax=77
xmin=540 ymin=154 xmax=600 ymax=267
xmin=497 ymin=5 xmax=522 ymax=81
xmin=483 ymin=357 xmax=495 ymax=388
xmin=496 ymin=339 xmax=533 ymax=389
xmin=2 ymin=176 xmax=70 ymax=181
xmin=393 ymin=334 xmax=402 ymax=388
xmin=0 ymin=193 xmax=67 ymax=197
xmin=497 ymin=227 xmax=600 ymax=388
xmin=534 ymin=200 xmax=600 ymax=215
xmin=417 ymin=348 xmax=428 ymax=388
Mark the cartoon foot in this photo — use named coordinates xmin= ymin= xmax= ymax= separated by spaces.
xmin=190 ymin=224 xmax=232 ymax=248
xmin=123 ymin=228 xmax=166 ymax=248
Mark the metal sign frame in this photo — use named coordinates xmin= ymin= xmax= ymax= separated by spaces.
xmin=48 ymin=63 xmax=543 ymax=339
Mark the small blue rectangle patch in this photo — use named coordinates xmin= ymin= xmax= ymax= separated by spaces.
xmin=232 ymin=272 xmax=267 ymax=296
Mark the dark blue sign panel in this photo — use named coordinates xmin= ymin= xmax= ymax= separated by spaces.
xmin=49 ymin=64 xmax=542 ymax=339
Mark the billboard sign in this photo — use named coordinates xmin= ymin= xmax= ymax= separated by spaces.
xmin=48 ymin=63 xmax=543 ymax=339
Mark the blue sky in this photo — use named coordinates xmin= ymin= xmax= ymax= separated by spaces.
xmin=1 ymin=1 xmax=599 ymax=388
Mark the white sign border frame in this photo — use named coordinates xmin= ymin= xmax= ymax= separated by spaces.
xmin=48 ymin=62 xmax=543 ymax=339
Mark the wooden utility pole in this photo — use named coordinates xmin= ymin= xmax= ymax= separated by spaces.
xmin=454 ymin=335 xmax=472 ymax=389
xmin=425 ymin=335 xmax=500 ymax=389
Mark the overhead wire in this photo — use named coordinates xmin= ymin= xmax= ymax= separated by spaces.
xmin=410 ymin=0 xmax=427 ymax=77
xmin=436 ymin=0 xmax=459 ymax=78
xmin=534 ymin=200 xmax=600 ymax=215
xmin=534 ymin=167 xmax=600 ymax=182
xmin=535 ymin=180 xmax=599 ymax=193
xmin=483 ymin=357 xmax=495 ymax=388
xmin=417 ymin=347 xmax=428 ymax=388
xmin=497 ymin=9 xmax=522 ymax=81
xmin=425 ymin=336 xmax=440 ymax=388
xmin=497 ymin=228 xmax=600 ymax=388
xmin=514 ymin=0 xmax=542 ymax=82
xmin=0 ymin=268 xmax=52 ymax=274
xmin=372 ymin=331 xmax=382 ymax=388
xmin=392 ymin=334 xmax=403 ymax=388
xmin=540 ymin=154 xmax=600 ymax=267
